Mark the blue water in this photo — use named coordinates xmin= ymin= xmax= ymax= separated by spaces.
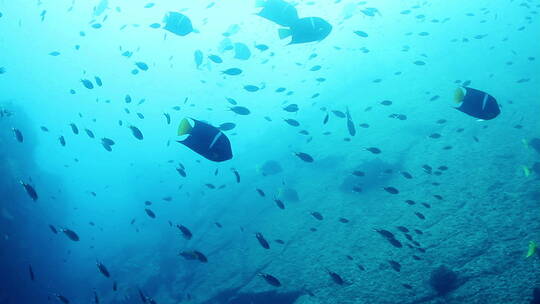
xmin=1 ymin=1 xmax=539 ymax=303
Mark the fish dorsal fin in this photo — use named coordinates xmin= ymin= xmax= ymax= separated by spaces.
xmin=178 ymin=118 xmax=193 ymax=136
xmin=454 ymin=87 xmax=465 ymax=104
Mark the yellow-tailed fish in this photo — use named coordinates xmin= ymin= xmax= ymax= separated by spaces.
xmin=526 ymin=241 xmax=537 ymax=258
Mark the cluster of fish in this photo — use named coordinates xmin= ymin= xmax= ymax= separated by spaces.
xmin=256 ymin=0 xmax=332 ymax=44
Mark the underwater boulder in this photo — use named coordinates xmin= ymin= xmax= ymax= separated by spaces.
xmin=429 ymin=265 xmax=459 ymax=295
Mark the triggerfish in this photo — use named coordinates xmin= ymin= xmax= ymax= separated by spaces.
xmin=454 ymin=87 xmax=500 ymax=120
xmin=177 ymin=118 xmax=232 ymax=162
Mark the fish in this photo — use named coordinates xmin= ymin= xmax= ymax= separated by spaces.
xmin=396 ymin=226 xmax=409 ymax=233
xmin=328 ymin=270 xmax=344 ymax=285
xmin=354 ymin=30 xmax=368 ymax=37
xmin=365 ymin=147 xmax=381 ymax=154
xmin=138 ymin=289 xmax=148 ymax=303
xmin=55 ymin=294 xmax=70 ymax=304
xmin=295 ymin=152 xmax=314 ymax=162
xmin=49 ymin=225 xmax=58 ymax=234
xmin=20 ymin=181 xmax=38 ymax=201
xmin=96 ymin=261 xmax=111 ymax=278
xmin=244 ymin=85 xmax=260 ymax=92
xmin=59 ymin=136 xmax=66 ymax=146
xmin=69 ymin=123 xmax=79 ymax=135
xmin=194 ymin=50 xmax=203 ymax=68
xmin=61 ymin=228 xmax=80 ymax=241
xmin=454 ymin=87 xmax=500 ymax=120
xmin=352 ymin=170 xmax=365 ymax=177
xmin=218 ymin=122 xmax=236 ymax=131
xmin=310 ymin=211 xmax=323 ymax=220
xmin=384 ymin=187 xmax=399 ymax=194
xmin=258 ymin=272 xmax=281 ymax=287
xmin=231 ymin=169 xmax=240 ymax=183
xmin=380 ymin=100 xmax=392 ymax=106
xmin=101 ymin=138 xmax=115 ymax=146
xmin=179 ymin=250 xmax=208 ymax=263
xmin=345 ymin=107 xmax=356 ymax=136
xmin=163 ymin=12 xmax=194 ymax=36
xmin=129 ymin=126 xmax=144 ymax=140
xmin=323 ymin=113 xmax=329 ymax=124
xmin=526 ymin=241 xmax=537 ymax=258
xmin=234 ymin=43 xmax=251 ymax=60
xmin=278 ymin=17 xmax=332 ymax=44
xmin=12 ymin=128 xmax=23 ymax=142
xmin=375 ymin=229 xmax=402 ymax=248
xmin=176 ymin=166 xmax=186 ymax=177
xmin=84 ymin=129 xmax=95 ymax=138
xmin=102 ymin=142 xmax=112 ymax=152
xmin=401 ymin=171 xmax=413 ymax=179
xmin=208 ymin=54 xmax=223 ymax=63
xmin=176 ymin=118 xmax=233 ymax=162
xmin=164 ymin=113 xmax=171 ymax=125
xmin=274 ymin=199 xmax=285 ymax=209
xmin=135 ymin=62 xmax=148 ymax=71
xmin=94 ymin=76 xmax=102 ymax=86
xmin=93 ymin=291 xmax=99 ymax=303
xmin=222 ymin=68 xmax=242 ymax=75
xmin=256 ymin=189 xmax=265 ymax=197
xmin=230 ymin=106 xmax=251 ymax=115
xmin=125 ymin=94 xmax=132 ymax=103
xmin=225 ymin=97 xmax=237 ymax=105
xmin=283 ymin=104 xmax=299 ymax=112
xmin=255 ymin=44 xmax=269 ymax=51
xmin=255 ymin=232 xmax=270 ymax=249
xmin=284 ymin=118 xmax=300 ymax=126
xmin=145 ymin=208 xmax=156 ymax=218
xmin=388 ymin=260 xmax=401 ymax=272
xmin=112 ymin=281 xmax=117 ymax=291
xmin=256 ymin=0 xmax=299 ymax=27
xmin=28 ymin=265 xmax=35 ymax=281
xmin=331 ymin=110 xmax=346 ymax=118
xmin=177 ymin=225 xmax=193 ymax=240
xmin=338 ymin=217 xmax=349 ymax=223
xmin=81 ymin=79 xmax=94 ymax=89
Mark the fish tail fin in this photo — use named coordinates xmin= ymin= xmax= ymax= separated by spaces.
xmin=178 ymin=118 xmax=193 ymax=136
xmin=454 ymin=87 xmax=465 ymax=103
xmin=278 ymin=28 xmax=292 ymax=39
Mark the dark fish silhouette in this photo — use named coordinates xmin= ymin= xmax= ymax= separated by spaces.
xmin=28 ymin=265 xmax=35 ymax=281
xmin=96 ymin=261 xmax=110 ymax=278
xmin=258 ymin=272 xmax=281 ymax=287
xmin=177 ymin=225 xmax=192 ymax=240
xmin=20 ymin=181 xmax=38 ymax=201
xmin=61 ymin=228 xmax=80 ymax=241
xmin=255 ymin=232 xmax=270 ymax=249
